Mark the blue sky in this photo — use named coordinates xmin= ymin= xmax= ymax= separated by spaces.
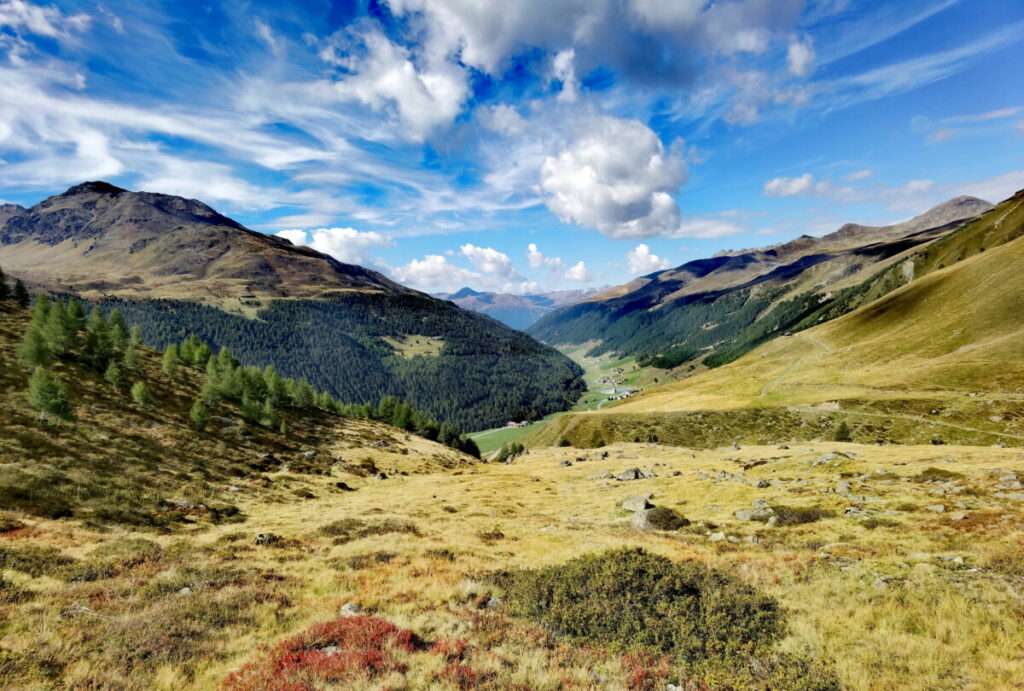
xmin=1 ymin=0 xmax=1022 ymax=293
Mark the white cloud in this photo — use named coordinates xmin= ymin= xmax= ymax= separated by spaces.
xmin=626 ymin=244 xmax=671 ymax=274
xmin=0 ymin=0 xmax=89 ymax=38
xmin=459 ymin=243 xmax=518 ymax=279
xmin=526 ymin=243 xmax=563 ymax=271
xmin=254 ymin=19 xmax=282 ymax=57
xmin=846 ymin=169 xmax=873 ymax=182
xmin=928 ymin=127 xmax=957 ymax=144
xmin=764 ymin=173 xmax=814 ymax=196
xmin=480 ymin=105 xmax=528 ymax=136
xmin=943 ymin=107 xmax=1021 ymax=124
xmin=390 ymin=254 xmax=482 ymax=292
xmin=540 ymin=116 xmax=687 ymax=238
xmin=948 ymin=170 xmax=1024 ymax=204
xmin=668 ymin=217 xmax=744 ymax=239
xmin=551 ymin=48 xmax=579 ymax=102
xmin=787 ymin=36 xmax=815 ymax=77
xmin=274 ymin=229 xmax=308 ymax=245
xmin=564 ymin=260 xmax=591 ymax=282
xmin=275 ymin=227 xmax=393 ymax=265
xmin=1017 ymin=119 xmax=1024 ymax=135
xmin=320 ymin=24 xmax=470 ymax=141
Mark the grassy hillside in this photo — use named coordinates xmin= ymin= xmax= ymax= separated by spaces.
xmin=529 ymin=196 xmax=999 ymax=372
xmin=3 ymin=437 xmax=1024 ymax=688
xmin=529 ymin=210 xmax=1024 ymax=449
xmin=0 ymin=303 xmax=475 ymax=529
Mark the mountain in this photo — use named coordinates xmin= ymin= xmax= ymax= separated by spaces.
xmin=0 ymin=181 xmax=405 ymax=298
xmin=0 ymin=183 xmax=585 ymax=430
xmin=528 ymin=196 xmax=993 ymax=369
xmin=529 ymin=189 xmax=1024 ymax=449
xmin=437 ymin=287 xmax=604 ymax=330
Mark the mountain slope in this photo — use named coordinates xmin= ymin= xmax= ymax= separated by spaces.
xmin=437 ymin=287 xmax=603 ymax=330
xmin=529 ymin=190 xmax=1024 ymax=448
xmin=528 ymin=196 xmax=993 ymax=369
xmin=0 ymin=183 xmax=585 ymax=430
xmin=0 ymin=181 xmax=405 ymax=298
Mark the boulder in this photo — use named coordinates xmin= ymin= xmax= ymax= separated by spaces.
xmin=615 ymin=468 xmax=642 ymax=481
xmin=339 ymin=603 xmax=362 ymax=617
xmin=621 ymin=494 xmax=655 ymax=512
xmin=925 ymin=504 xmax=946 ymax=513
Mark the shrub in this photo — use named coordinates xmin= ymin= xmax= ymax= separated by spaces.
xmin=0 ymin=543 xmax=76 ymax=577
xmin=131 ymin=380 xmax=151 ymax=407
xmin=769 ymin=505 xmax=833 ymax=526
xmin=26 ymin=367 xmax=74 ymax=422
xmin=911 ymin=467 xmax=964 ymax=483
xmin=644 ymin=506 xmax=690 ymax=530
xmin=341 ymin=551 xmax=397 ymax=570
xmin=223 ymin=616 xmax=421 ymax=690
xmin=833 ymin=420 xmax=852 ymax=442
xmin=494 ymin=548 xmax=784 ymax=661
xmin=316 ymin=518 xmax=421 ymax=544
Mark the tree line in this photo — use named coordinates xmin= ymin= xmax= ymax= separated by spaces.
xmin=1 ymin=273 xmax=479 ymax=456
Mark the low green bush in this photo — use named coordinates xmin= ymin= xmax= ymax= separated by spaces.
xmin=493 ymin=547 xmax=784 ymax=661
xmin=769 ymin=505 xmax=833 ymax=526
xmin=316 ymin=518 xmax=420 ymax=544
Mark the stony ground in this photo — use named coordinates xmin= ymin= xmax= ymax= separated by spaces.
xmin=2 ymin=440 xmax=1024 ymax=689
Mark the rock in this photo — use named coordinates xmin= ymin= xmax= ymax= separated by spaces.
xmin=752 ymin=498 xmax=771 ymax=510
xmin=335 ymin=482 xmax=356 ymax=491
xmin=873 ymin=577 xmax=895 ymax=589
xmin=321 ymin=645 xmax=341 ymax=655
xmin=670 ymin=470 xmax=682 ymax=477
xmin=589 ymin=471 xmax=613 ymax=480
xmin=925 ymin=504 xmax=946 ymax=513
xmin=752 ymin=478 xmax=771 ymax=488
xmin=615 ymin=468 xmax=642 ymax=481
xmin=708 ymin=532 xmax=726 ymax=542
xmin=631 ymin=507 xmax=689 ymax=531
xmin=339 ymin=603 xmax=362 ymax=617
xmin=950 ymin=512 xmax=968 ymax=521
xmin=484 ymin=596 xmax=502 ymax=609
xmin=302 ymin=450 xmax=317 ymax=460
xmin=766 ymin=516 xmax=779 ymax=527
xmin=559 ymin=460 xmax=572 ymax=467
xmin=255 ymin=533 xmax=282 ymax=546
xmin=639 ymin=467 xmax=657 ymax=479
xmin=375 ymin=472 xmax=388 ymax=480
xmin=621 ymin=494 xmax=655 ymax=512
xmin=178 ymin=586 xmax=192 ymax=596
xmin=227 ymin=485 xmax=241 ymax=492
xmin=836 ymin=480 xmax=853 ymax=495
xmin=994 ymin=492 xmax=1024 ymax=501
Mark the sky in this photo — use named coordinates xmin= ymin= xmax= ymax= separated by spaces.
xmin=1 ymin=0 xmax=1022 ymax=294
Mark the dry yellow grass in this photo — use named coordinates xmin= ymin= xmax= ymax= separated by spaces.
xmin=4 ymin=439 xmax=1024 ymax=689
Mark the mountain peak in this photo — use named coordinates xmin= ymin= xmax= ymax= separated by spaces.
xmin=61 ymin=181 xmax=127 ymax=197
xmin=450 ymin=286 xmax=482 ymax=299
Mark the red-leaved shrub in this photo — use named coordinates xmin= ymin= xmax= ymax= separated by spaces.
xmin=223 ymin=616 xmax=422 ymax=690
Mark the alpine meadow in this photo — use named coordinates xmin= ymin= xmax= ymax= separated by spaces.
xmin=1 ymin=1 xmax=1023 ymax=690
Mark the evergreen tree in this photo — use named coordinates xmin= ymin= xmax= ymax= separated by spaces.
xmin=43 ymin=301 xmax=71 ymax=356
xmin=16 ymin=326 xmax=53 ymax=368
xmin=27 ymin=367 xmax=74 ymax=422
xmin=161 ymin=344 xmax=180 ymax=379
xmin=29 ymin=293 xmax=51 ymax=329
xmin=131 ymin=381 xmax=151 ymax=407
xmin=279 ymin=420 xmax=289 ymax=437
xmin=189 ymin=399 xmax=209 ymax=432
xmin=129 ymin=324 xmax=143 ymax=346
xmin=0 ymin=265 xmax=8 ymax=302
xmin=122 ymin=343 xmax=141 ymax=371
xmin=85 ymin=306 xmax=111 ymax=370
xmin=240 ymin=393 xmax=261 ymax=422
xmin=179 ymin=335 xmax=196 ymax=365
xmin=194 ymin=341 xmax=213 ymax=367
xmin=834 ymin=420 xmax=852 ymax=442
xmin=12 ymin=279 xmax=29 ymax=308
xmin=261 ymin=397 xmax=278 ymax=428
xmin=66 ymin=299 xmax=86 ymax=334
xmin=104 ymin=360 xmax=123 ymax=388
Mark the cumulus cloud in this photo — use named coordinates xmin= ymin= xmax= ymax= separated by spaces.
xmin=390 ymin=254 xmax=482 ymax=292
xmin=764 ymin=173 xmax=815 ymax=196
xmin=626 ymin=243 xmax=671 ymax=274
xmin=540 ymin=116 xmax=687 ymax=238
xmin=274 ymin=227 xmax=393 ymax=266
xmin=527 ymin=243 xmax=563 ymax=271
xmin=320 ymin=23 xmax=470 ymax=141
xmin=564 ymin=260 xmax=591 ymax=282
xmin=459 ymin=243 xmax=519 ymax=279
xmin=787 ymin=36 xmax=815 ymax=77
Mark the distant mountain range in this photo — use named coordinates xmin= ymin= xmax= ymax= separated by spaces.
xmin=529 ymin=195 xmax=994 ymax=370
xmin=532 ymin=188 xmax=1024 ymax=449
xmin=0 ymin=182 xmax=585 ymax=430
xmin=436 ymin=286 xmax=605 ymax=330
